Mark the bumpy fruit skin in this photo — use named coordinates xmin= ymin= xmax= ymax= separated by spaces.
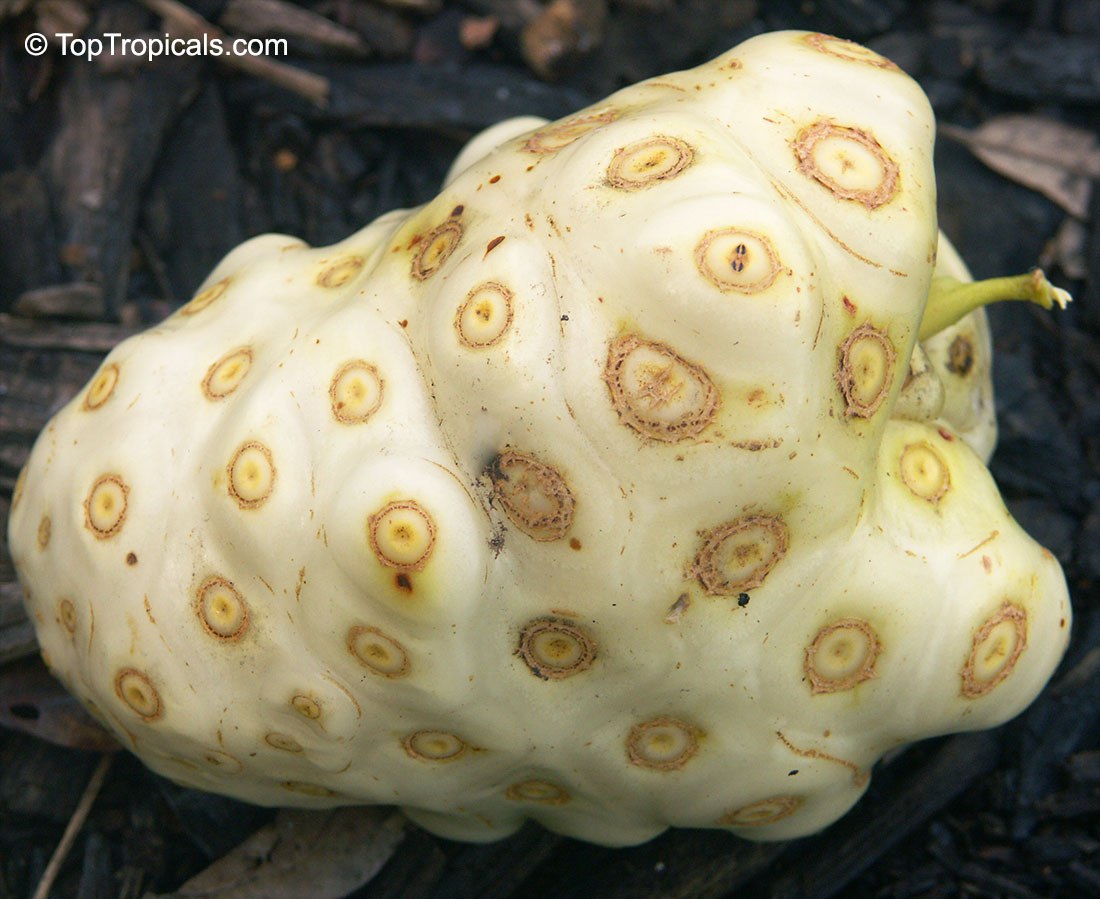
xmin=8 ymin=31 xmax=1071 ymax=846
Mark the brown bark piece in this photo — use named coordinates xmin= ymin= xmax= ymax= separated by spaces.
xmin=43 ymin=5 xmax=202 ymax=317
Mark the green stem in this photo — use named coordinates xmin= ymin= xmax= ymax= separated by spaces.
xmin=920 ymin=269 xmax=1072 ymax=341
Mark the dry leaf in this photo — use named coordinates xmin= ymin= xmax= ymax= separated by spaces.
xmin=0 ymin=656 xmax=120 ymax=752
xmin=940 ymin=115 xmax=1100 ymax=219
xmin=155 ymin=807 xmax=408 ymax=899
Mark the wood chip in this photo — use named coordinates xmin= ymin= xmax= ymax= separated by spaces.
xmin=151 ymin=807 xmax=408 ymax=899
xmin=219 ymin=0 xmax=368 ymax=55
xmin=0 ymin=658 xmax=120 ymax=752
xmin=0 ymin=581 xmax=38 ymax=664
xmin=13 ymin=283 xmax=105 ymax=321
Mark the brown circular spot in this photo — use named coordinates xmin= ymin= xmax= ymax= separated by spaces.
xmin=227 ymin=441 xmax=276 ymax=509
xmin=899 ymin=442 xmax=951 ymax=504
xmin=794 ymin=120 xmax=900 ymax=209
xmin=689 ymin=514 xmax=788 ymax=596
xmin=608 ymin=136 xmax=694 ymax=189
xmin=402 ymin=730 xmax=466 ymax=761
xmin=347 ymin=625 xmax=409 ymax=678
xmin=626 ymin=717 xmax=700 ymax=771
xmin=292 ymin=694 xmax=322 ymax=720
xmin=196 ymin=576 xmax=249 ymax=640
xmin=412 ymin=221 xmax=463 ymax=281
xmin=505 ymin=780 xmax=570 ymax=804
xmin=316 ymin=255 xmax=365 ymax=288
xmin=115 ymin=668 xmax=162 ymax=720
xmin=455 ymin=281 xmax=514 ymax=348
xmin=489 ymin=451 xmax=575 ymax=541
xmin=59 ymin=598 xmax=77 ymax=634
xmin=367 ymin=500 xmax=436 ymax=571
xmin=84 ymin=363 xmax=120 ymax=410
xmin=36 ymin=515 xmax=51 ymax=550
xmin=604 ymin=334 xmax=720 ymax=442
xmin=802 ymin=32 xmax=898 ymax=69
xmin=805 ymin=618 xmax=881 ymax=693
xmin=836 ymin=323 xmax=896 ymax=418
xmin=694 ymin=228 xmax=781 ymax=294
xmin=181 ymin=278 xmax=229 ymax=316
xmin=718 ymin=795 xmax=803 ymax=827
xmin=962 ymin=603 xmax=1027 ymax=697
xmin=265 ymin=732 xmax=303 ymax=753
xmin=329 ymin=360 xmax=384 ymax=424
xmin=522 ymin=110 xmax=618 ymax=154
xmin=202 ymin=347 xmax=253 ymax=400
xmin=84 ymin=474 xmax=129 ymax=539
xmin=517 ymin=618 xmax=596 ymax=679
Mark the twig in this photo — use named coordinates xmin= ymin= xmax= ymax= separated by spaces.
xmin=0 ymin=313 xmax=141 ymax=352
xmin=136 ymin=0 xmax=330 ymax=107
xmin=31 ymin=753 xmax=114 ymax=899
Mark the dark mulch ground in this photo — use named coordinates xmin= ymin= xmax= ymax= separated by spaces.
xmin=1 ymin=1 xmax=1099 ymax=897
